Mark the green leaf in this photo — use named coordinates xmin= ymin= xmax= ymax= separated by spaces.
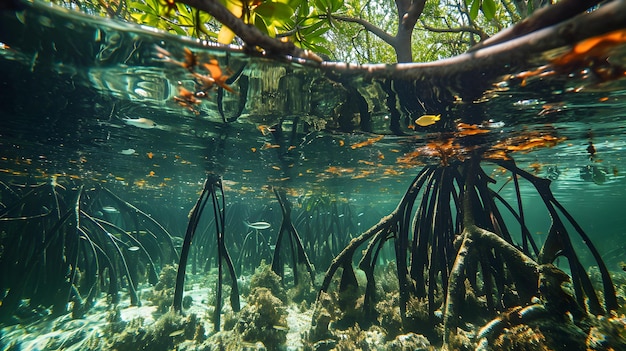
xmin=313 ymin=0 xmax=329 ymax=11
xmin=303 ymin=41 xmax=331 ymax=57
xmin=328 ymin=0 xmax=343 ymax=13
xmin=255 ymin=2 xmax=294 ymax=19
xmin=482 ymin=0 xmax=496 ymax=20
xmin=176 ymin=2 xmax=193 ymax=17
xmin=129 ymin=1 xmax=159 ymax=15
xmin=469 ymin=0 xmax=479 ymax=20
xmin=285 ymin=0 xmax=304 ymax=9
xmin=169 ymin=23 xmax=188 ymax=36
xmin=254 ymin=16 xmax=270 ymax=35
xmin=307 ymin=25 xmax=329 ymax=41
xmin=527 ymin=0 xmax=535 ymax=16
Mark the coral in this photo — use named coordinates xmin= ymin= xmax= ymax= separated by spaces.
xmin=447 ymin=328 xmax=475 ymax=351
xmin=249 ymin=261 xmax=287 ymax=303
xmin=99 ymin=311 xmax=201 ymax=351
xmin=376 ymin=261 xmax=400 ymax=295
xmin=333 ymin=325 xmax=370 ymax=350
xmin=288 ymin=263 xmax=317 ymax=305
xmin=235 ymin=287 xmax=288 ymax=350
xmin=477 ymin=313 xmax=593 ymax=351
xmin=103 ymin=306 xmax=127 ymax=335
xmin=537 ymin=264 xmax=584 ymax=319
xmin=222 ymin=309 xmax=238 ymax=331
xmin=376 ymin=291 xmax=403 ymax=340
xmin=307 ymin=291 xmax=336 ymax=343
xmin=145 ymin=265 xmax=178 ymax=314
xmin=488 ymin=324 xmax=550 ymax=351
xmin=334 ymin=271 xmax=366 ymax=328
xmin=405 ymin=296 xmax=430 ymax=328
xmin=384 ymin=332 xmax=432 ymax=351
xmin=586 ymin=312 xmax=626 ymax=351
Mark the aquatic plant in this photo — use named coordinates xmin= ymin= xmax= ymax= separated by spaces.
xmin=146 ymin=264 xmax=179 ymax=313
xmin=0 ymin=180 xmax=177 ymax=324
xmin=172 ymin=174 xmax=240 ymax=331
xmin=235 ymin=286 xmax=289 ymax=350
xmin=249 ymin=261 xmax=287 ymax=303
xmin=315 ymin=140 xmax=618 ymax=345
xmin=92 ymin=310 xmax=201 ymax=351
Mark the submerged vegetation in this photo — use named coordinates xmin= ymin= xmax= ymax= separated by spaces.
xmin=0 ymin=180 xmax=178 ymax=324
xmin=1 ymin=136 xmax=625 ymax=350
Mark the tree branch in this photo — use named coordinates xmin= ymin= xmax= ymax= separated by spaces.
xmin=402 ymin=0 xmax=427 ymax=29
xmin=176 ymin=0 xmax=319 ymax=60
xmin=420 ymin=21 xmax=488 ymax=41
xmin=468 ymin=0 xmax=602 ymax=52
xmin=330 ymin=14 xmax=397 ymax=47
xmin=321 ymin=0 xmax=626 ymax=94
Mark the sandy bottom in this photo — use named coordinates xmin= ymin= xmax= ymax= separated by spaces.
xmin=0 ymin=283 xmax=313 ymax=351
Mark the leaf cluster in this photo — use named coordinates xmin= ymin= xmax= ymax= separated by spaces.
xmin=128 ymin=0 xmax=214 ymax=37
xmin=48 ymin=0 xmax=527 ymax=63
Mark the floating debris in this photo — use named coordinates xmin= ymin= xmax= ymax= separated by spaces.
xmin=350 ymin=135 xmax=383 ymax=149
xmin=120 ymin=148 xmax=135 ymax=155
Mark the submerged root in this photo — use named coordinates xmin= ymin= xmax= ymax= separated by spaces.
xmin=314 ymin=156 xmax=619 ymax=347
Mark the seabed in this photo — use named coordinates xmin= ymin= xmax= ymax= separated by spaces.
xmin=1 ymin=260 xmax=625 ymax=351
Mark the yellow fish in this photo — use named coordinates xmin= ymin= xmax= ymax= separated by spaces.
xmin=415 ymin=114 xmax=441 ymax=127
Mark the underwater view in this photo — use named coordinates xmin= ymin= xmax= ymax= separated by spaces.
xmin=1 ymin=0 xmax=626 ymax=350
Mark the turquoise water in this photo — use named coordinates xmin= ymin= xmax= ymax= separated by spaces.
xmin=1 ymin=2 xmax=626 ymax=350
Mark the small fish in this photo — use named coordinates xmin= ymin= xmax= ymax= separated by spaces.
xmin=513 ymin=99 xmax=543 ymax=107
xmin=169 ymin=329 xmax=185 ymax=337
xmin=244 ymin=221 xmax=271 ymax=230
xmin=479 ymin=120 xmax=505 ymax=128
xmin=102 ymin=206 xmax=119 ymax=213
xmin=123 ymin=117 xmax=157 ymax=129
xmin=273 ymin=324 xmax=289 ymax=331
xmin=415 ymin=114 xmax=441 ymax=127
xmin=127 ymin=246 xmax=140 ymax=252
xmin=120 ymin=148 xmax=135 ymax=155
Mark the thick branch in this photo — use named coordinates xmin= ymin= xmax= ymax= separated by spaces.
xmin=176 ymin=0 xmax=309 ymax=58
xmin=468 ymin=0 xmax=602 ymax=52
xmin=321 ymin=0 xmax=626 ymax=93
xmin=330 ymin=14 xmax=397 ymax=47
xmin=402 ymin=0 xmax=427 ymax=29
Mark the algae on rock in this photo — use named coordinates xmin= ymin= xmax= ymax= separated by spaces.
xmin=235 ymin=287 xmax=289 ymax=350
